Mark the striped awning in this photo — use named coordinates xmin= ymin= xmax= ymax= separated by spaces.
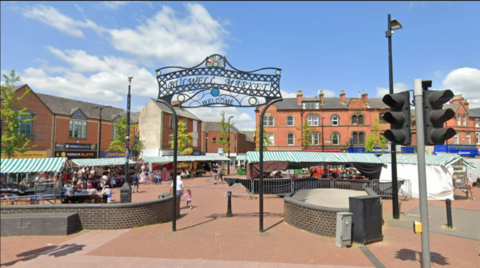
xmin=70 ymin=158 xmax=136 ymax=167
xmin=379 ymin=154 xmax=476 ymax=169
xmin=0 ymin=157 xmax=68 ymax=173
xmin=246 ymin=151 xmax=386 ymax=164
xmin=142 ymin=155 xmax=231 ymax=164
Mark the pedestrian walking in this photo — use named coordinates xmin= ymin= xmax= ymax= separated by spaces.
xmin=170 ymin=175 xmax=184 ymax=197
xmin=132 ymin=172 xmax=140 ymax=193
xmin=214 ymin=165 xmax=223 ymax=184
xmin=183 ymin=188 xmax=193 ymax=209
xmin=101 ymin=175 xmax=112 ymax=204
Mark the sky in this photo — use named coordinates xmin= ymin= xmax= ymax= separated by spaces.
xmin=1 ymin=1 xmax=480 ymax=131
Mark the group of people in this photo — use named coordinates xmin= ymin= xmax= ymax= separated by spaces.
xmin=169 ymin=175 xmax=193 ymax=209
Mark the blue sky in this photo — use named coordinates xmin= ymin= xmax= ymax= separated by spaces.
xmin=2 ymin=1 xmax=479 ymax=130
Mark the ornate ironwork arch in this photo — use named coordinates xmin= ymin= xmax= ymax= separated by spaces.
xmin=155 ymin=54 xmax=282 ymax=107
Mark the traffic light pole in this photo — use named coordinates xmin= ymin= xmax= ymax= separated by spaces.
xmin=387 ymin=13 xmax=400 ymax=220
xmin=414 ymin=78 xmax=431 ymax=268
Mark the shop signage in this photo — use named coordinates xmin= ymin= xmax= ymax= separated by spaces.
xmin=55 ymin=143 xmax=97 ymax=151
xmin=1 ymin=151 xmax=47 ymax=159
xmin=55 ymin=151 xmax=97 ymax=158
xmin=218 ymin=148 xmax=224 ymax=154
xmin=156 ymin=54 xmax=282 ymax=108
xmin=400 ymin=147 xmax=415 ymax=153
xmin=100 ymin=151 xmax=134 ymax=158
xmin=434 ymin=145 xmax=478 ymax=157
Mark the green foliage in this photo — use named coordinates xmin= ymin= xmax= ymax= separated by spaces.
xmin=253 ymin=127 xmax=272 ymax=151
xmin=1 ymin=70 xmax=37 ymax=158
xmin=132 ymin=134 xmax=145 ymax=157
xmin=365 ymin=112 xmax=388 ymax=152
xmin=107 ymin=116 xmax=127 ymax=152
xmin=169 ymin=120 xmax=193 ymax=155
xmin=217 ymin=111 xmax=235 ymax=153
xmin=296 ymin=118 xmax=316 ymax=150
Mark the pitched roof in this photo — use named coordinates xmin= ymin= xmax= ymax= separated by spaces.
xmin=201 ymin=121 xmax=242 ymax=133
xmin=467 ymin=108 xmax=480 ymax=117
xmin=444 ymin=104 xmax=460 ymax=112
xmin=113 ymin=111 xmax=140 ymax=123
xmin=36 ymin=93 xmax=125 ymax=121
xmin=256 ymin=97 xmax=389 ymax=111
xmin=243 ymin=131 xmax=254 ymax=142
xmin=151 ymin=98 xmax=201 ymax=121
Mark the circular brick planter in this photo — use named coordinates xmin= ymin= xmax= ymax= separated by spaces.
xmin=0 ymin=196 xmax=180 ymax=230
xmin=284 ymin=196 xmax=349 ymax=237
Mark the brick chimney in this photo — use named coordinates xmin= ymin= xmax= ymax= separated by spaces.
xmin=297 ymin=90 xmax=303 ymax=105
xmin=463 ymin=100 xmax=469 ymax=109
xmin=362 ymin=93 xmax=368 ymax=104
xmin=340 ymin=89 xmax=346 ymax=104
xmin=449 ymin=94 xmax=464 ymax=105
xmin=319 ymin=90 xmax=324 ymax=104
xmin=172 ymin=101 xmax=182 ymax=107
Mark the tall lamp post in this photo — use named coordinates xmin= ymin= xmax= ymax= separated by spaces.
xmin=227 ymin=116 xmax=234 ymax=175
xmin=386 ymin=14 xmax=402 ymax=220
xmin=92 ymin=105 xmax=112 ymax=158
xmin=321 ymin=117 xmax=325 ymax=152
xmin=121 ymin=76 xmax=133 ymax=203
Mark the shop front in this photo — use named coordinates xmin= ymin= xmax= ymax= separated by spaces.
xmin=54 ymin=143 xmax=97 ymax=159
xmin=434 ymin=144 xmax=478 ymax=157
xmin=1 ymin=151 xmax=47 ymax=159
xmin=100 ymin=151 xmax=134 ymax=158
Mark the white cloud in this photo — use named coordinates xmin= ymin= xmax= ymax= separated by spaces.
xmin=193 ymin=107 xmax=255 ymax=131
xmin=107 ymin=3 xmax=229 ymax=66
xmin=96 ymin=1 xmax=130 ymax=10
xmin=317 ymin=89 xmax=336 ymax=97
xmin=434 ymin=70 xmax=443 ymax=78
xmin=409 ymin=1 xmax=426 ymax=9
xmin=375 ymin=82 xmax=409 ymax=97
xmin=134 ymin=105 xmax=145 ymax=112
xmin=22 ymin=5 xmax=104 ymax=37
xmin=74 ymin=4 xmax=84 ymax=13
xmin=443 ymin=67 xmax=480 ymax=107
xmin=20 ymin=47 xmax=159 ymax=102
xmin=281 ymin=90 xmax=297 ymax=98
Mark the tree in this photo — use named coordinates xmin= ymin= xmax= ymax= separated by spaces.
xmin=217 ymin=111 xmax=235 ymax=153
xmin=253 ymin=127 xmax=272 ymax=151
xmin=365 ymin=112 xmax=388 ymax=153
xmin=296 ymin=119 xmax=316 ymax=150
xmin=169 ymin=119 xmax=193 ymax=155
xmin=107 ymin=116 xmax=127 ymax=152
xmin=132 ymin=134 xmax=145 ymax=157
xmin=1 ymin=70 xmax=37 ymax=158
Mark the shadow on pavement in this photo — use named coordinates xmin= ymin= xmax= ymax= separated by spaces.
xmin=395 ymin=249 xmax=449 ymax=266
xmin=2 ymin=244 xmax=85 ymax=267
xmin=264 ymin=219 xmax=284 ymax=232
xmin=177 ymin=212 xmax=284 ymax=231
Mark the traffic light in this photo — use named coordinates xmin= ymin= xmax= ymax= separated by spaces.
xmin=382 ymin=91 xmax=411 ymax=145
xmin=422 ymin=83 xmax=456 ymax=145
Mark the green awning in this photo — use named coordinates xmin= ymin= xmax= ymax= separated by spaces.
xmin=0 ymin=157 xmax=68 ymax=173
xmin=246 ymin=151 xmax=386 ymax=164
xmin=70 ymin=158 xmax=136 ymax=167
xmin=378 ymin=154 xmax=476 ymax=169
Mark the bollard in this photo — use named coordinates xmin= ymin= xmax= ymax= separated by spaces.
xmin=226 ymin=191 xmax=233 ymax=217
xmin=446 ymin=198 xmax=453 ymax=228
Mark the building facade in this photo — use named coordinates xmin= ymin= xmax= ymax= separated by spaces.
xmin=200 ymin=122 xmax=255 ymax=156
xmin=255 ymin=90 xmax=480 ymax=154
xmin=139 ymin=98 xmax=202 ymax=157
xmin=1 ymin=84 xmax=138 ymax=159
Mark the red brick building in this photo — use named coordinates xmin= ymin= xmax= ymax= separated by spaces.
xmin=200 ymin=122 xmax=255 ymax=156
xmin=255 ymin=90 xmax=480 ymax=153
xmin=1 ymin=84 xmax=138 ymax=159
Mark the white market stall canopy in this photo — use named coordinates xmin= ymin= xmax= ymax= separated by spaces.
xmin=0 ymin=157 xmax=68 ymax=173
xmin=142 ymin=155 xmax=231 ymax=164
xmin=246 ymin=151 xmax=386 ymax=164
xmin=70 ymin=158 xmax=136 ymax=167
xmin=236 ymin=155 xmax=247 ymax=161
xmin=379 ymin=154 xmax=476 ymax=169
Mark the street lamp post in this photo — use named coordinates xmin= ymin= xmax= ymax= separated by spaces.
xmin=121 ymin=77 xmax=133 ymax=203
xmin=321 ymin=117 xmax=325 ymax=152
xmin=386 ymin=13 xmax=402 ymax=220
xmin=92 ymin=105 xmax=112 ymax=158
xmin=227 ymin=116 xmax=234 ymax=175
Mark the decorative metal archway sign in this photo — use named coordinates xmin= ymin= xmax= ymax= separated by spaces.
xmin=155 ymin=54 xmax=283 ymax=232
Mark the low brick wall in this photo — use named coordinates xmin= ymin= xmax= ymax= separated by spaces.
xmin=0 ymin=196 xmax=180 ymax=230
xmin=284 ymin=197 xmax=349 ymax=237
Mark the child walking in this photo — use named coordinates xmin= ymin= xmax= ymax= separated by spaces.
xmin=183 ymin=189 xmax=193 ymax=209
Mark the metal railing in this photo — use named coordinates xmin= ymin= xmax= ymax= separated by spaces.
xmin=224 ymin=178 xmax=409 ymax=200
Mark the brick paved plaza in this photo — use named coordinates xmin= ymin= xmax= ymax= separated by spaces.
xmin=1 ymin=175 xmax=479 ymax=268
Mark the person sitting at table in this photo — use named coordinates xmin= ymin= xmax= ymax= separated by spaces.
xmin=76 ymin=179 xmax=84 ymax=192
xmin=330 ymin=170 xmax=340 ymax=180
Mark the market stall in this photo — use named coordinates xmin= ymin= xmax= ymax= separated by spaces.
xmin=69 ymin=157 xmax=137 ymax=188
xmin=0 ymin=157 xmax=69 ymax=204
xmin=378 ymin=154 xmax=476 ymax=200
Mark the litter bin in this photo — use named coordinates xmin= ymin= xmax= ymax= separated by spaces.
xmin=349 ymin=196 xmax=383 ymax=245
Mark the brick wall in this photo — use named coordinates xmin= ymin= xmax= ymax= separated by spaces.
xmin=0 ymin=196 xmax=180 ymax=230
xmin=284 ymin=197 xmax=348 ymax=237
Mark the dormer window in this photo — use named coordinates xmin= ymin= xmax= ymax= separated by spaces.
xmin=303 ymin=102 xmax=319 ymax=109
